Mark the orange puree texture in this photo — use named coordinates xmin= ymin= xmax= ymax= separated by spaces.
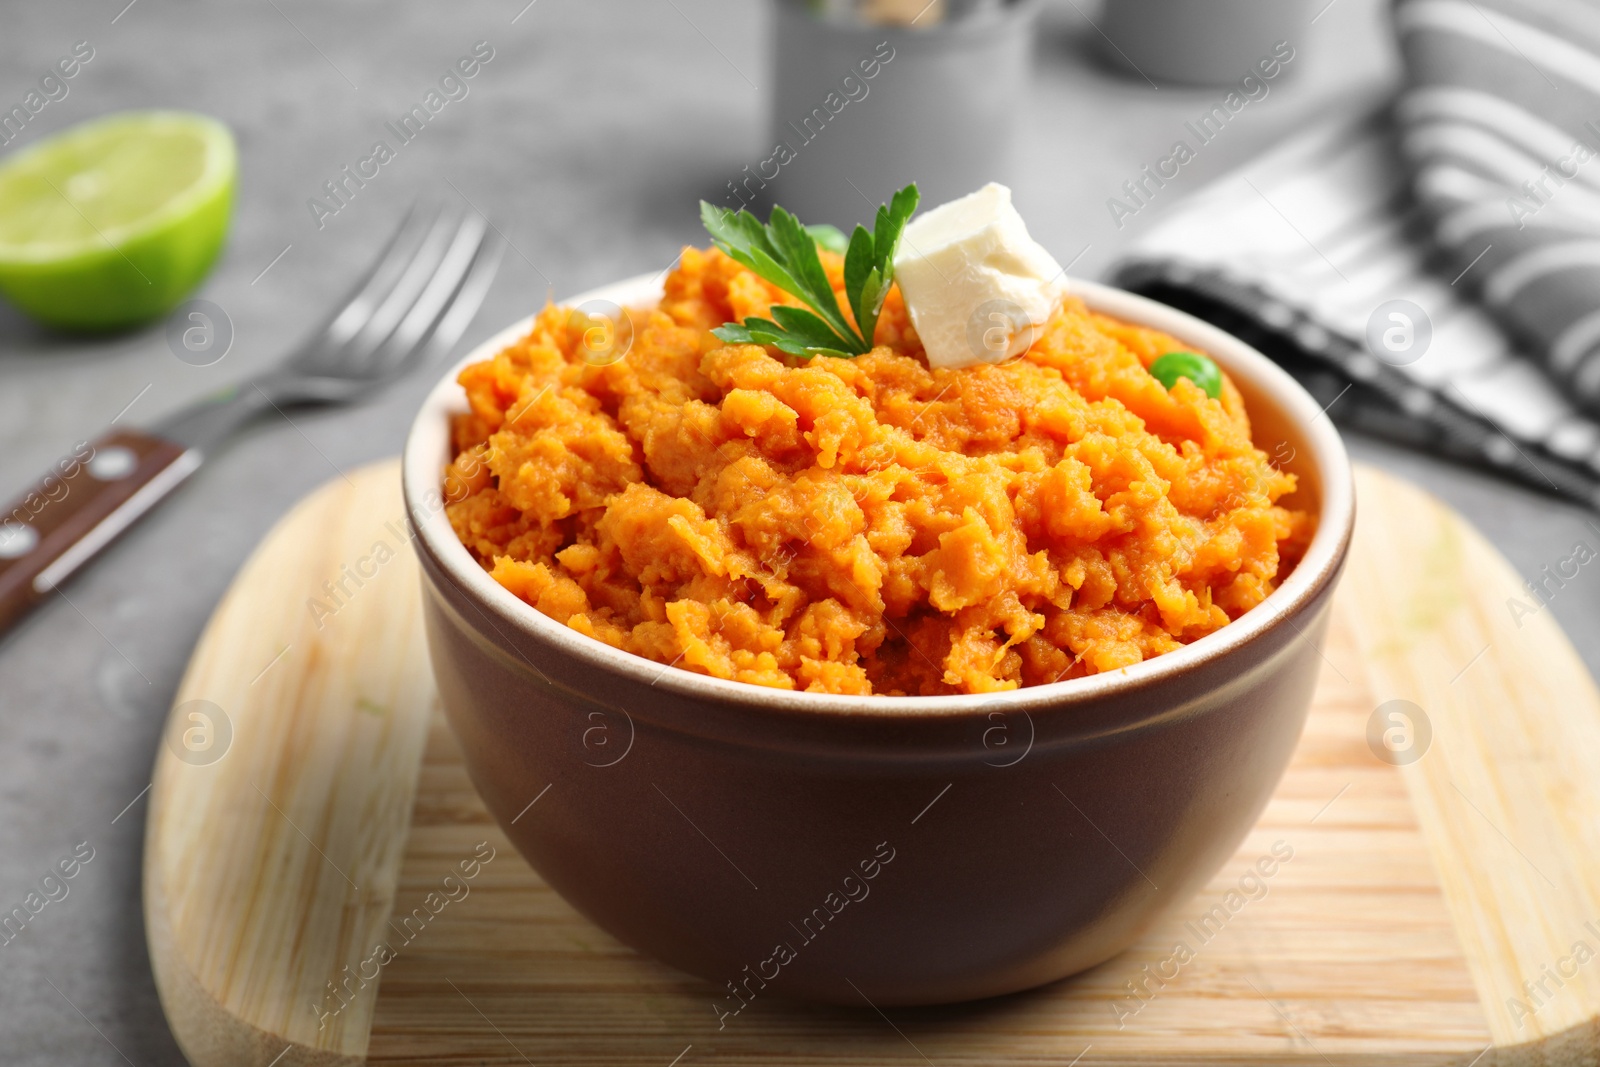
xmin=444 ymin=246 xmax=1312 ymax=696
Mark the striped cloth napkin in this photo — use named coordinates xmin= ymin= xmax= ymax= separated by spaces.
xmin=1110 ymin=0 xmax=1600 ymax=509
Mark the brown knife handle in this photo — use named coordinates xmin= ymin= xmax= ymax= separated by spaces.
xmin=0 ymin=429 xmax=200 ymax=635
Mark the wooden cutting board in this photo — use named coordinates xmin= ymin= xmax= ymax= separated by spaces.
xmin=144 ymin=459 xmax=1600 ymax=1066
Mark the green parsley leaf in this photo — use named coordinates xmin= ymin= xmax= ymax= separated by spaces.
xmin=712 ymin=318 xmax=852 ymax=360
xmin=699 ymin=183 xmax=921 ymax=359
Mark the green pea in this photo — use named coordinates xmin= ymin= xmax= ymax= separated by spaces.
xmin=1149 ymin=351 xmax=1222 ymax=399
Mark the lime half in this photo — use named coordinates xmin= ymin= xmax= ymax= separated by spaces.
xmin=0 ymin=111 xmax=236 ymax=331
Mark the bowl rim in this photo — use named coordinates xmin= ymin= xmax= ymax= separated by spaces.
xmin=403 ymin=272 xmax=1354 ymax=719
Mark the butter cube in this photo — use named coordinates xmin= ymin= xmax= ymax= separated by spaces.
xmin=892 ymin=183 xmax=1066 ymax=369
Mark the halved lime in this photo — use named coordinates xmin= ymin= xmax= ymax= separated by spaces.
xmin=0 ymin=111 xmax=236 ymax=331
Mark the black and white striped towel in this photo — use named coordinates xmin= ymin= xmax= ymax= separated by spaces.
xmin=1111 ymin=0 xmax=1600 ymax=509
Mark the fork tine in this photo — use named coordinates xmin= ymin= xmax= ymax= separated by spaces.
xmin=301 ymin=204 xmax=432 ymax=361
xmin=366 ymin=211 xmax=490 ymax=377
xmin=329 ymin=209 xmax=460 ymax=374
xmin=416 ymin=230 xmax=504 ymax=367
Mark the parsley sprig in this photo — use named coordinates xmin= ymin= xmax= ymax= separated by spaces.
xmin=699 ymin=184 xmax=920 ymax=359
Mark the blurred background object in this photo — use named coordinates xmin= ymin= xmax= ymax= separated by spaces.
xmin=0 ymin=111 xmax=236 ymax=330
xmin=807 ymin=0 xmax=1008 ymax=26
xmin=764 ymin=0 xmax=1039 ymax=226
xmin=1112 ymin=0 xmax=1600 ymax=510
xmin=1098 ymin=0 xmax=1315 ymax=85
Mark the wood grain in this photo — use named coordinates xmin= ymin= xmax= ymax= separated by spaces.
xmin=145 ymin=462 xmax=435 ymax=1067
xmin=1345 ymin=466 xmax=1600 ymax=1063
xmin=146 ymin=460 xmax=1600 ymax=1065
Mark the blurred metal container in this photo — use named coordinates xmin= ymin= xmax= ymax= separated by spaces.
xmin=1098 ymin=0 xmax=1313 ymax=86
xmin=752 ymin=0 xmax=1040 ymax=229
xmin=805 ymin=0 xmax=1005 ymax=26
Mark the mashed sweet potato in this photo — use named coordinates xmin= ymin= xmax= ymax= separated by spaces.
xmin=443 ymin=246 xmax=1311 ymax=696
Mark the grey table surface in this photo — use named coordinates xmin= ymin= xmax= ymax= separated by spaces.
xmin=2 ymin=0 xmax=1597 ymax=1063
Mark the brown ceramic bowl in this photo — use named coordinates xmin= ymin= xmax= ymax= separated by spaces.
xmin=402 ymin=275 xmax=1354 ymax=1007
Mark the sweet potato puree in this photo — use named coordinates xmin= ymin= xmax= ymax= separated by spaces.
xmin=444 ymin=247 xmax=1311 ymax=696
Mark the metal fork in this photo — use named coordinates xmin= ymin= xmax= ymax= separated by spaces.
xmin=0 ymin=207 xmax=503 ymax=636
